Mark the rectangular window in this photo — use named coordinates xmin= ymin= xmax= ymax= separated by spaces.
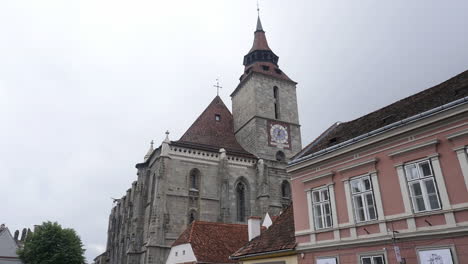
xmin=350 ymin=176 xmax=377 ymax=222
xmin=404 ymin=160 xmax=441 ymax=213
xmin=311 ymin=187 xmax=332 ymax=229
xmin=418 ymin=248 xmax=454 ymax=263
xmin=361 ymin=255 xmax=385 ymax=264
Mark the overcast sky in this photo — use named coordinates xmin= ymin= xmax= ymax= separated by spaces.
xmin=1 ymin=0 xmax=467 ymax=262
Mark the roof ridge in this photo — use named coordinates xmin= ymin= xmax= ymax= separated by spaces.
xmin=343 ymin=70 xmax=468 ymax=124
xmin=192 ymin=220 xmax=247 ymax=227
xmin=297 ymin=69 xmax=468 ymax=157
xmin=188 ymin=222 xmax=196 ymax=243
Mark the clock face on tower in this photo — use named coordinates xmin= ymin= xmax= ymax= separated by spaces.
xmin=268 ymin=121 xmax=291 ymax=149
xmin=270 ymin=124 xmax=288 ymax=143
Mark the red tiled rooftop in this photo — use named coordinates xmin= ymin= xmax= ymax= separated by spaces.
xmin=173 ymin=221 xmax=249 ymax=263
xmin=231 ymin=205 xmax=296 ymax=259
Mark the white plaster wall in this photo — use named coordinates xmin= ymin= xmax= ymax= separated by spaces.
xmin=165 ymin=243 xmax=196 ymax=264
xmin=0 ymin=229 xmax=19 ymax=258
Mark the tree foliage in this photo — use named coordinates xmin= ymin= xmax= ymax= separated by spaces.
xmin=17 ymin=221 xmax=86 ymax=264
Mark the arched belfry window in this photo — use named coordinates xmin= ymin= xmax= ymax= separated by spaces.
xmin=189 ymin=169 xmax=200 ymax=190
xmin=236 ymin=181 xmax=248 ymax=222
xmin=281 ymin=181 xmax=291 ymax=199
xmin=273 ymin=86 xmax=280 ymax=119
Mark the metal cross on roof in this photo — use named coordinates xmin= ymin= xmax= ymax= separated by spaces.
xmin=214 ymin=78 xmax=222 ymax=96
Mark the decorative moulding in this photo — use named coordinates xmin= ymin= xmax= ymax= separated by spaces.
xmin=302 ymin=171 xmax=334 ymax=183
xmin=447 ymin=128 xmax=468 ymax=141
xmin=337 ymin=158 xmax=379 ymax=173
xmin=388 ymin=139 xmax=439 ymax=157
xmin=453 ymin=146 xmax=466 ymax=152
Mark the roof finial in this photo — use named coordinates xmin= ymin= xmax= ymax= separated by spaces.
xmin=257 ymin=0 xmax=260 ymax=16
xmin=214 ymin=78 xmax=222 ymax=96
xmin=255 ymin=0 xmax=263 ymax=32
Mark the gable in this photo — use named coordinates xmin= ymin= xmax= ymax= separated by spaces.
xmin=165 ymin=243 xmax=196 ymax=264
xmin=0 ymin=228 xmax=19 ymax=258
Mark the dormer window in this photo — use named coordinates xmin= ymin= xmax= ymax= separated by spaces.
xmin=215 ymin=114 xmax=221 ymax=121
xmin=275 ymin=68 xmax=282 ymax=74
xmin=262 ymin=65 xmax=270 ymax=71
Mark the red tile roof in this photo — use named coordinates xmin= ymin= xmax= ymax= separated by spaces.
xmin=295 ymin=70 xmax=468 ymax=159
xmin=172 ymin=221 xmax=249 ymax=264
xmin=173 ymin=96 xmax=254 ymax=157
xmin=231 ymin=205 xmax=296 ymax=259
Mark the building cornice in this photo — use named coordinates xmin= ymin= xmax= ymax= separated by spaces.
xmin=388 ymin=139 xmax=439 ymax=157
xmin=288 ymin=99 xmax=468 ymax=172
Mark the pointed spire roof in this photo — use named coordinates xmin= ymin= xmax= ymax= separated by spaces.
xmin=249 ymin=15 xmax=271 ymax=53
xmin=144 ymin=140 xmax=154 ymax=160
xmin=256 ymin=15 xmax=263 ymax=32
xmin=174 ymin=96 xmax=253 ymax=156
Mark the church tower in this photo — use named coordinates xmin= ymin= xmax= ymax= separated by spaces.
xmin=232 ymin=15 xmax=302 ymax=161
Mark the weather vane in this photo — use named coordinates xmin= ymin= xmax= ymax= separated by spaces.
xmin=257 ymin=0 xmax=260 ymax=16
xmin=214 ymin=78 xmax=222 ymax=96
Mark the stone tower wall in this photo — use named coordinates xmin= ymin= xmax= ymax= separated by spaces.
xmin=232 ymin=73 xmax=302 ymax=160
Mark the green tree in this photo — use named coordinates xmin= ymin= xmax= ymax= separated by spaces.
xmin=17 ymin=221 xmax=85 ymax=264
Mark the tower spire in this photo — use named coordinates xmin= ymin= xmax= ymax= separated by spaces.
xmin=238 ymin=11 xmax=293 ymax=83
xmin=256 ymin=0 xmax=263 ymax=32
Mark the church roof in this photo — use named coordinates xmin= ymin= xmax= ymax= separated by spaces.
xmin=173 ymin=96 xmax=254 ymax=157
xmin=294 ymin=70 xmax=468 ymax=160
xmin=172 ymin=221 xmax=248 ymax=264
xmin=231 ymin=205 xmax=296 ymax=259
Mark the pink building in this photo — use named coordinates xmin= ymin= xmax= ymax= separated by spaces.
xmin=288 ymin=70 xmax=468 ymax=264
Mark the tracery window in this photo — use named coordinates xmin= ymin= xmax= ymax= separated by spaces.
xmin=236 ymin=182 xmax=247 ymax=222
xmin=189 ymin=169 xmax=200 ymax=190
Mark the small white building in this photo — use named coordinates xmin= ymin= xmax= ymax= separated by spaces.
xmin=166 ymin=221 xmax=248 ymax=264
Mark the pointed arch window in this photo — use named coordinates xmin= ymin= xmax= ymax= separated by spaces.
xmin=281 ymin=181 xmax=291 ymax=199
xmin=273 ymin=86 xmax=280 ymax=119
xmin=236 ymin=182 xmax=247 ymax=222
xmin=189 ymin=169 xmax=200 ymax=191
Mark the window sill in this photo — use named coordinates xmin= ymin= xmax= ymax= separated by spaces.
xmin=412 ymin=208 xmax=443 ymax=217
xmin=353 ymin=219 xmax=380 ymax=227
xmin=313 ymin=227 xmax=335 ymax=234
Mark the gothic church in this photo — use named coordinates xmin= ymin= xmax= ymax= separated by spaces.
xmin=96 ymin=15 xmax=302 ymax=264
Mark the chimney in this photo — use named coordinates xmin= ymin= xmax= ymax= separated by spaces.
xmin=248 ymin=216 xmax=261 ymax=241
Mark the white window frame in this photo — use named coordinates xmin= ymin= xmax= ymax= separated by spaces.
xmin=404 ymin=160 xmax=441 ymax=213
xmin=311 ymin=187 xmax=333 ymax=230
xmin=360 ymin=255 xmax=385 ymax=264
xmin=416 ymin=245 xmax=458 ymax=264
xmin=350 ymin=175 xmax=378 ymax=223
